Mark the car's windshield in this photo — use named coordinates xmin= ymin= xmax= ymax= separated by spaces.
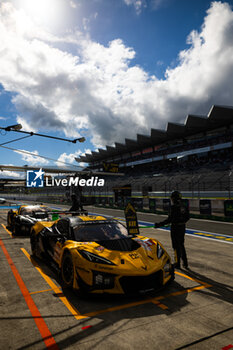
xmin=73 ymin=222 xmax=128 ymax=242
xmin=20 ymin=206 xmax=49 ymax=216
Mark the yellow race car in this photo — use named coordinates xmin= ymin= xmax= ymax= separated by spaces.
xmin=30 ymin=214 xmax=174 ymax=295
xmin=7 ymin=204 xmax=52 ymax=235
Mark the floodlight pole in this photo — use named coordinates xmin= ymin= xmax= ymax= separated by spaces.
xmin=0 ymin=124 xmax=85 ymax=144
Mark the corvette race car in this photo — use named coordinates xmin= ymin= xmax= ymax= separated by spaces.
xmin=30 ymin=214 xmax=174 ymax=295
xmin=7 ymin=204 xmax=52 ymax=235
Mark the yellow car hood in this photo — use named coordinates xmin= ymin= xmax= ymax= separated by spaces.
xmin=70 ymin=236 xmax=167 ymax=275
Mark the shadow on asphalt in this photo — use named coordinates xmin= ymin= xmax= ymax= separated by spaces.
xmin=183 ymin=267 xmax=233 ymax=305
xmin=23 ymin=255 xmax=191 ymax=350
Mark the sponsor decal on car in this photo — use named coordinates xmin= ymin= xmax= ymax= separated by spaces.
xmin=95 ymin=246 xmax=105 ymax=252
xmin=134 ymin=238 xmax=155 ymax=252
xmin=129 ymin=252 xmax=140 ymax=259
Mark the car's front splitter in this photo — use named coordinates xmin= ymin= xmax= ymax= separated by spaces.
xmin=74 ymin=267 xmax=173 ymax=295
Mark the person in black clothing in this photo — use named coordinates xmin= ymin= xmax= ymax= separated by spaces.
xmin=69 ymin=193 xmax=83 ymax=214
xmin=154 ymin=191 xmax=189 ymax=269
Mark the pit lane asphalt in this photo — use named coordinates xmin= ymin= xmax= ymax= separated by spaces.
xmin=0 ymin=204 xmax=233 ymax=350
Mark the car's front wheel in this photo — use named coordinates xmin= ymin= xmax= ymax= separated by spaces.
xmin=30 ymin=230 xmax=38 ymax=257
xmin=13 ymin=224 xmax=21 ymax=236
xmin=61 ymin=252 xmax=74 ymax=288
xmin=7 ymin=211 xmax=14 ymax=230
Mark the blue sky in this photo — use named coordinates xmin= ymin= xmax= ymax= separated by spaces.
xmin=82 ymin=0 xmax=211 ymax=77
xmin=0 ymin=0 xmax=233 ymax=177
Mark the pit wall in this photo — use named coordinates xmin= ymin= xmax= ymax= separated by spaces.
xmin=1 ymin=190 xmax=233 ymax=218
xmin=86 ymin=191 xmax=233 ymax=218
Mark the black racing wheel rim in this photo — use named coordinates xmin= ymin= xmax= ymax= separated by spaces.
xmin=62 ymin=255 xmax=74 ymax=285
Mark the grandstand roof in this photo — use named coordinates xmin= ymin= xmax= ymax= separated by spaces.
xmin=77 ymin=105 xmax=233 ymax=163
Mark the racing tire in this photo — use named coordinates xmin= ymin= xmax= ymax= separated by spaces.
xmin=30 ymin=230 xmax=38 ymax=257
xmin=7 ymin=211 xmax=13 ymax=230
xmin=13 ymin=224 xmax=21 ymax=236
xmin=61 ymin=252 xmax=74 ymax=289
xmin=170 ymin=264 xmax=175 ymax=282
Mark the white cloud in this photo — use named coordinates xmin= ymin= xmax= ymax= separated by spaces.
xmin=69 ymin=1 xmax=77 ymax=9
xmin=0 ymin=169 xmax=22 ymax=178
xmin=16 ymin=115 xmax=36 ymax=132
xmin=56 ymin=149 xmax=91 ymax=167
xmin=82 ymin=12 xmax=98 ymax=32
xmin=0 ymin=163 xmax=24 ymax=178
xmin=123 ymin=0 xmax=146 ymax=14
xmin=0 ymin=1 xmax=233 ymax=151
xmin=14 ymin=149 xmax=49 ymax=166
xmin=156 ymin=60 xmax=164 ymax=66
xmin=151 ymin=0 xmax=167 ymax=11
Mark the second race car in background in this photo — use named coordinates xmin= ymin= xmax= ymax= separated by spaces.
xmin=7 ymin=204 xmax=52 ymax=235
xmin=30 ymin=214 xmax=174 ymax=295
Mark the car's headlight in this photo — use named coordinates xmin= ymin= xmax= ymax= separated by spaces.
xmin=164 ymin=260 xmax=171 ymax=272
xmin=164 ymin=259 xmax=172 ymax=277
xmin=157 ymin=244 xmax=164 ymax=259
xmin=78 ymin=250 xmax=115 ymax=265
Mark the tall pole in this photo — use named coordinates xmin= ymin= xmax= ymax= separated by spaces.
xmin=229 ymin=171 xmax=232 ymax=199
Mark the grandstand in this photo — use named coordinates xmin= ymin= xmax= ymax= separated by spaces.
xmin=77 ymin=105 xmax=233 ymax=171
xmin=75 ymin=105 xmax=233 ymax=212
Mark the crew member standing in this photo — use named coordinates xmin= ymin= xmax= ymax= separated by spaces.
xmin=154 ymin=191 xmax=189 ymax=269
xmin=69 ymin=193 xmax=83 ymax=214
